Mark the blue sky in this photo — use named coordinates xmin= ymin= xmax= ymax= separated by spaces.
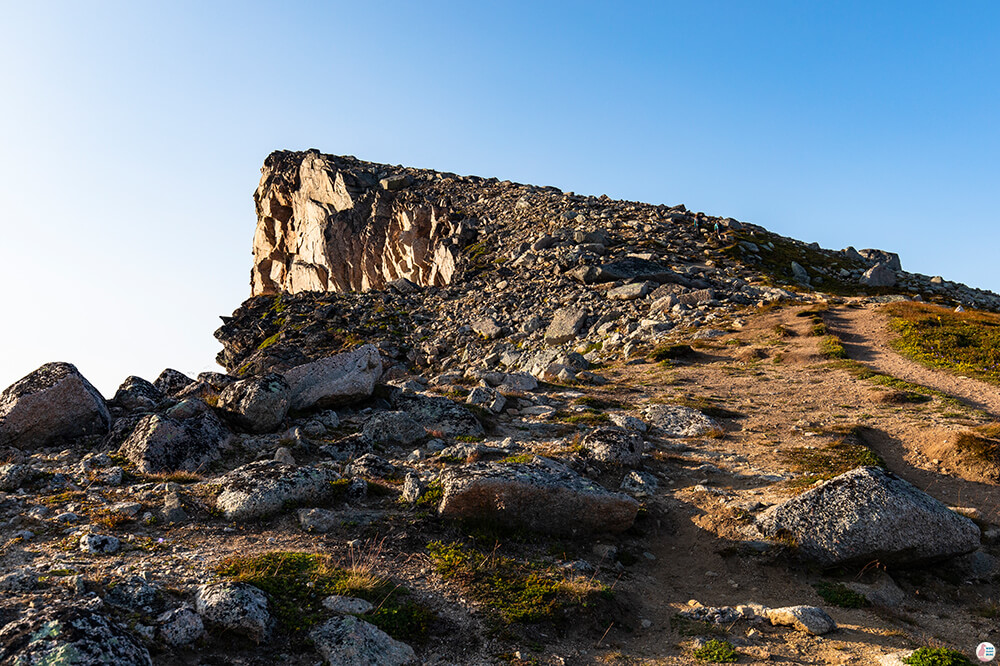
xmin=1 ymin=1 xmax=998 ymax=396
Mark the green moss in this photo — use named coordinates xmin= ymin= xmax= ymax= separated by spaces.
xmin=257 ymin=333 xmax=281 ymax=350
xmin=426 ymin=541 xmax=609 ymax=625
xmin=455 ymin=434 xmax=484 ymax=443
xmin=818 ymin=335 xmax=847 ymax=359
xmin=887 ymin=302 xmax=1000 ymax=384
xmin=783 ymin=435 xmax=884 ymax=488
xmin=813 ymin=582 xmax=870 ymax=608
xmin=694 ymin=639 xmax=739 ymax=662
xmin=415 ymin=481 xmax=443 ymax=507
xmin=499 ymin=454 xmax=535 ymax=464
xmin=903 ymin=647 xmax=973 ymax=665
xmin=215 ymin=551 xmax=433 ymax=642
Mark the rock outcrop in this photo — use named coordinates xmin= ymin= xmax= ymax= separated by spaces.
xmin=251 ymin=151 xmax=472 ymax=295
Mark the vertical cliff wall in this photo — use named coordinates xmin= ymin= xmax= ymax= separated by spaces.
xmin=251 ymin=150 xmax=462 ymax=295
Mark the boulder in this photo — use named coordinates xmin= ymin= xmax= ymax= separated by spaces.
xmin=438 ymin=458 xmax=639 ymax=535
xmin=118 ymin=407 xmax=231 ymax=474
xmin=212 ymin=461 xmax=342 ymax=520
xmin=309 ymin=615 xmax=416 ymax=666
xmin=361 ymin=411 xmax=425 ymax=446
xmin=0 ymin=463 xmax=30 ymax=491
xmin=466 ymin=386 xmax=506 ymax=414
xmin=217 ymin=373 xmax=290 ymax=433
xmin=765 ymin=605 xmax=836 ymax=635
xmin=544 ymin=307 xmax=588 ymax=345
xmin=580 ymin=427 xmax=644 ymax=467
xmin=471 ymin=317 xmax=504 ymax=339
xmin=753 ymin=466 xmax=981 ymax=567
xmin=195 ymin=582 xmax=273 ymax=643
xmin=80 ymin=534 xmax=121 ymax=554
xmin=858 ymin=249 xmax=902 ymax=271
xmin=642 ymin=405 xmax=717 ymax=437
xmin=284 ymin=345 xmax=382 ymax=411
xmin=0 ymin=362 xmax=110 ymax=449
xmin=860 ymin=264 xmax=896 ymax=287
xmin=153 ymin=368 xmax=195 ymax=396
xmin=112 ymin=376 xmax=165 ymax=413
xmin=0 ymin=607 xmax=152 ymax=665
xmin=156 ymin=607 xmax=204 ymax=647
xmin=389 ymin=393 xmax=484 ymax=439
xmin=596 ymin=258 xmax=677 ymax=284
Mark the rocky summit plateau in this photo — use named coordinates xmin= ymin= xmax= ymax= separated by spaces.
xmin=1 ymin=149 xmax=999 ymax=665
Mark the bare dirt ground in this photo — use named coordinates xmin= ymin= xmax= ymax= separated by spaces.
xmin=582 ymin=301 xmax=1000 ymax=665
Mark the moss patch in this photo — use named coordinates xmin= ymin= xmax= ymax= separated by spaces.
xmin=693 ymin=639 xmax=739 ymax=662
xmin=814 ymin=582 xmax=870 ymax=608
xmin=887 ymin=302 xmax=1000 ymax=384
xmin=903 ymin=647 xmax=973 ymax=665
xmin=214 ymin=551 xmax=433 ymax=642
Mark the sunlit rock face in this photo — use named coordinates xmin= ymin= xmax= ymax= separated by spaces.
xmin=251 ymin=150 xmax=462 ymax=295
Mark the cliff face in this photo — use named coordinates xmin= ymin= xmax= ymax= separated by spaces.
xmin=251 ymin=151 xmax=464 ymax=295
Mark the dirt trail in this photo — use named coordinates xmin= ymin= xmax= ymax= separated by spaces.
xmin=826 ymin=304 xmax=1000 ymax=417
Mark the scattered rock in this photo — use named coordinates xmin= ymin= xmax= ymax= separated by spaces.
xmin=580 ymin=427 xmax=644 ymax=467
xmin=79 ymin=534 xmax=121 ymax=554
xmin=643 ymin=405 xmax=717 ymax=437
xmin=156 ymin=607 xmax=204 ymax=647
xmin=361 ymin=410 xmax=425 ymax=446
xmin=118 ymin=407 xmax=231 ymax=474
xmin=545 ymin=307 xmax=588 ymax=345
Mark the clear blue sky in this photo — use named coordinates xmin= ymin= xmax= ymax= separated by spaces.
xmin=2 ymin=1 xmax=998 ymax=396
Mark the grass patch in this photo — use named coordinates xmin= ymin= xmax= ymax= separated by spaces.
xmin=427 ymin=541 xmax=611 ymax=626
xmin=650 ymin=344 xmax=695 ymax=362
xmin=953 ymin=425 xmax=1000 ymax=466
xmin=818 ymin=335 xmax=847 ymax=359
xmin=903 ymin=647 xmax=973 ymax=665
xmin=560 ymin=409 xmax=611 ymax=425
xmin=676 ymin=396 xmax=744 ymax=419
xmin=831 ymin=359 xmax=957 ymax=406
xmin=693 ymin=639 xmax=739 ymax=662
xmin=214 ymin=550 xmax=433 ymax=642
xmin=141 ymin=470 xmax=205 ymax=484
xmin=573 ymin=395 xmax=623 ymax=409
xmin=887 ymin=302 xmax=1000 ymax=384
xmin=783 ymin=432 xmax=884 ymax=488
xmin=813 ymin=582 xmax=870 ymax=608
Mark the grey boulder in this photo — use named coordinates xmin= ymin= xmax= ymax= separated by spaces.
xmin=211 ymin=460 xmax=342 ymax=520
xmin=309 ymin=615 xmax=416 ymax=666
xmin=284 ymin=344 xmax=382 ymax=411
xmin=643 ymin=404 xmax=716 ymax=437
xmin=361 ymin=411 xmax=425 ymax=446
xmin=753 ymin=466 xmax=981 ymax=567
xmin=217 ymin=373 xmax=290 ymax=433
xmin=195 ymin=582 xmax=273 ymax=643
xmin=544 ymin=307 xmax=588 ymax=345
xmin=581 ymin=427 xmax=644 ymax=467
xmin=0 ymin=362 xmax=110 ymax=449
xmin=860 ymin=263 xmax=897 ymax=287
xmin=438 ymin=458 xmax=639 ymax=535
xmin=118 ymin=405 xmax=231 ymax=474
xmin=112 ymin=376 xmax=165 ymax=413
xmin=765 ymin=605 xmax=836 ymax=635
xmin=0 ymin=607 xmax=152 ymax=665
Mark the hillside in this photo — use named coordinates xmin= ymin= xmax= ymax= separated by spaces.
xmin=0 ymin=150 xmax=998 ymax=665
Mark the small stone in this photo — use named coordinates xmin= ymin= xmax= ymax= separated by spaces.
xmin=765 ymin=605 xmax=836 ymax=635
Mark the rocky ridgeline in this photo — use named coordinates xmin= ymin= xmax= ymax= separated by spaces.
xmin=0 ymin=150 xmax=996 ymax=665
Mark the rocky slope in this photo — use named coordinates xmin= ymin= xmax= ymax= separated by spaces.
xmin=0 ymin=150 xmax=998 ymax=665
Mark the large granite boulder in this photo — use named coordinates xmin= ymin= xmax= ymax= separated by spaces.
xmin=0 ymin=606 xmax=152 ymax=665
xmin=217 ymin=373 xmax=290 ymax=433
xmin=580 ymin=427 xmax=644 ymax=467
xmin=118 ymin=401 xmax=232 ymax=474
xmin=309 ymin=615 xmax=417 ymax=666
xmin=284 ymin=345 xmax=382 ymax=411
xmin=754 ymin=466 xmax=981 ymax=567
xmin=438 ymin=458 xmax=639 ymax=535
xmin=642 ymin=404 xmax=716 ymax=437
xmin=111 ymin=376 xmax=165 ymax=413
xmin=544 ymin=307 xmax=587 ymax=345
xmin=195 ymin=582 xmax=273 ymax=643
xmin=211 ymin=460 xmax=342 ymax=520
xmin=0 ymin=362 xmax=110 ymax=449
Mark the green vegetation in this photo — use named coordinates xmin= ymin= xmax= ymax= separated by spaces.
xmin=257 ymin=332 xmax=281 ymax=350
xmin=783 ymin=431 xmax=884 ymax=488
xmin=427 ymin=541 xmax=611 ymax=625
xmin=676 ymin=396 xmax=744 ymax=419
xmin=415 ymin=481 xmax=444 ymax=507
xmin=572 ymin=395 xmax=623 ymax=409
xmin=818 ymin=335 xmax=848 ymax=359
xmin=903 ymin=647 xmax=973 ymax=666
xmin=887 ymin=302 xmax=1000 ymax=384
xmin=559 ymin=409 xmax=611 ymax=425
xmin=830 ymin=358 xmax=950 ymax=405
xmin=215 ymin=551 xmax=433 ymax=641
xmin=953 ymin=423 xmax=1000 ymax=465
xmin=813 ymin=582 xmax=870 ymax=608
xmin=693 ymin=639 xmax=739 ymax=662
xmin=650 ymin=343 xmax=695 ymax=362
